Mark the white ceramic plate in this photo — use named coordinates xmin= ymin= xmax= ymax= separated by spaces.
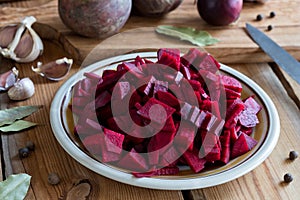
xmin=50 ymin=52 xmax=280 ymax=190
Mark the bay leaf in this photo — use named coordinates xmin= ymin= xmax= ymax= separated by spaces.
xmin=0 ymin=120 xmax=37 ymax=132
xmin=0 ymin=173 xmax=31 ymax=200
xmin=0 ymin=105 xmax=41 ymax=127
xmin=156 ymin=25 xmax=219 ymax=46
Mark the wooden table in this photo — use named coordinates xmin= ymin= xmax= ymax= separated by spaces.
xmin=1 ymin=0 xmax=300 ymax=199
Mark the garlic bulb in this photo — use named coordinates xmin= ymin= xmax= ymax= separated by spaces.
xmin=0 ymin=16 xmax=43 ymax=63
xmin=8 ymin=77 xmax=35 ymax=100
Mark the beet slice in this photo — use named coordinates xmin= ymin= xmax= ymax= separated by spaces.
xmin=183 ymin=150 xmax=207 ymax=173
xmin=231 ymin=132 xmax=258 ymax=159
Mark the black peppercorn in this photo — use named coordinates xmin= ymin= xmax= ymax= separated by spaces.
xmin=19 ymin=147 xmax=30 ymax=158
xmin=267 ymin=25 xmax=274 ymax=31
xmin=270 ymin=11 xmax=276 ymax=18
xmin=26 ymin=141 xmax=35 ymax=151
xmin=256 ymin=14 xmax=263 ymax=21
xmin=48 ymin=172 xmax=60 ymax=185
xmin=289 ymin=151 xmax=299 ymax=160
xmin=284 ymin=173 xmax=293 ymax=183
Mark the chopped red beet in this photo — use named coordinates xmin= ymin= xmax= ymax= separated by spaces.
xmin=71 ymin=48 xmax=261 ymax=177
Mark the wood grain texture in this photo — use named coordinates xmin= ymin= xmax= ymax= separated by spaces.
xmin=1 ymin=0 xmax=300 ymax=64
xmin=189 ymin=63 xmax=300 ymax=200
xmin=1 ymin=0 xmax=300 ymax=199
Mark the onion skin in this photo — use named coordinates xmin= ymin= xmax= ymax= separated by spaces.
xmin=197 ymin=0 xmax=243 ymax=26
xmin=58 ymin=0 xmax=132 ymax=38
xmin=132 ymin=0 xmax=183 ymax=17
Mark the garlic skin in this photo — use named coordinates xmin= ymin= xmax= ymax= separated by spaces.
xmin=8 ymin=77 xmax=35 ymax=100
xmin=0 ymin=16 xmax=44 ymax=63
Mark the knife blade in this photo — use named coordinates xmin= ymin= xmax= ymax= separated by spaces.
xmin=246 ymin=23 xmax=300 ymax=84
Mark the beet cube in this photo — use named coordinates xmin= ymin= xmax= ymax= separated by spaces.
xmin=118 ymin=149 xmax=149 ymax=172
xmin=181 ymin=48 xmax=220 ymax=73
xmin=147 ymin=130 xmax=175 ymax=152
xmin=231 ymin=132 xmax=258 ymax=159
xmin=161 ymin=146 xmax=180 ymax=167
xmin=220 ymin=130 xmax=231 ymax=164
xmin=82 ymin=134 xmax=103 ymax=155
xmin=225 ymin=98 xmax=245 ymax=129
xmin=95 ymin=90 xmax=111 ymax=109
xmin=155 ymin=91 xmax=180 ymax=109
xmin=220 ymin=75 xmax=243 ymax=93
xmin=238 ymin=109 xmax=259 ymax=128
xmin=174 ymin=121 xmax=196 ymax=150
xmin=225 ymin=88 xmax=241 ymax=99
xmin=103 ymin=128 xmax=124 ymax=154
xmin=157 ymin=48 xmax=181 ymax=71
xmin=183 ymin=150 xmax=207 ymax=173
xmin=137 ymin=98 xmax=176 ymax=124
xmin=113 ymin=81 xmax=131 ymax=100
xmin=243 ymin=96 xmax=262 ymax=114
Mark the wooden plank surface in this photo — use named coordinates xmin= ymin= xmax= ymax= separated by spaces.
xmin=1 ymin=0 xmax=300 ymax=199
xmin=1 ymin=0 xmax=300 ymax=64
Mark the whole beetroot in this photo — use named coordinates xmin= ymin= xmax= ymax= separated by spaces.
xmin=197 ymin=0 xmax=243 ymax=26
xmin=58 ymin=0 xmax=132 ymax=38
xmin=132 ymin=0 xmax=183 ymax=17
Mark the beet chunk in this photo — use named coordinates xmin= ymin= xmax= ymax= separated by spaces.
xmin=231 ymin=132 xmax=258 ymax=159
xmin=157 ymin=48 xmax=181 ymax=71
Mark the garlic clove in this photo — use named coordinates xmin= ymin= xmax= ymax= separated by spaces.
xmin=0 ymin=16 xmax=44 ymax=63
xmin=14 ymin=30 xmax=34 ymax=58
xmin=32 ymin=57 xmax=73 ymax=81
xmin=8 ymin=77 xmax=35 ymax=101
xmin=0 ymin=25 xmax=18 ymax=48
xmin=0 ymin=67 xmax=19 ymax=91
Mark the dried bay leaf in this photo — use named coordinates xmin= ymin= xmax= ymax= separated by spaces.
xmin=156 ymin=25 xmax=219 ymax=47
xmin=0 ymin=173 xmax=31 ymax=200
xmin=0 ymin=105 xmax=41 ymax=127
xmin=0 ymin=120 xmax=37 ymax=132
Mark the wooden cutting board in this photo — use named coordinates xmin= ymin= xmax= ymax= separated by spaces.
xmin=1 ymin=0 xmax=300 ymax=65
